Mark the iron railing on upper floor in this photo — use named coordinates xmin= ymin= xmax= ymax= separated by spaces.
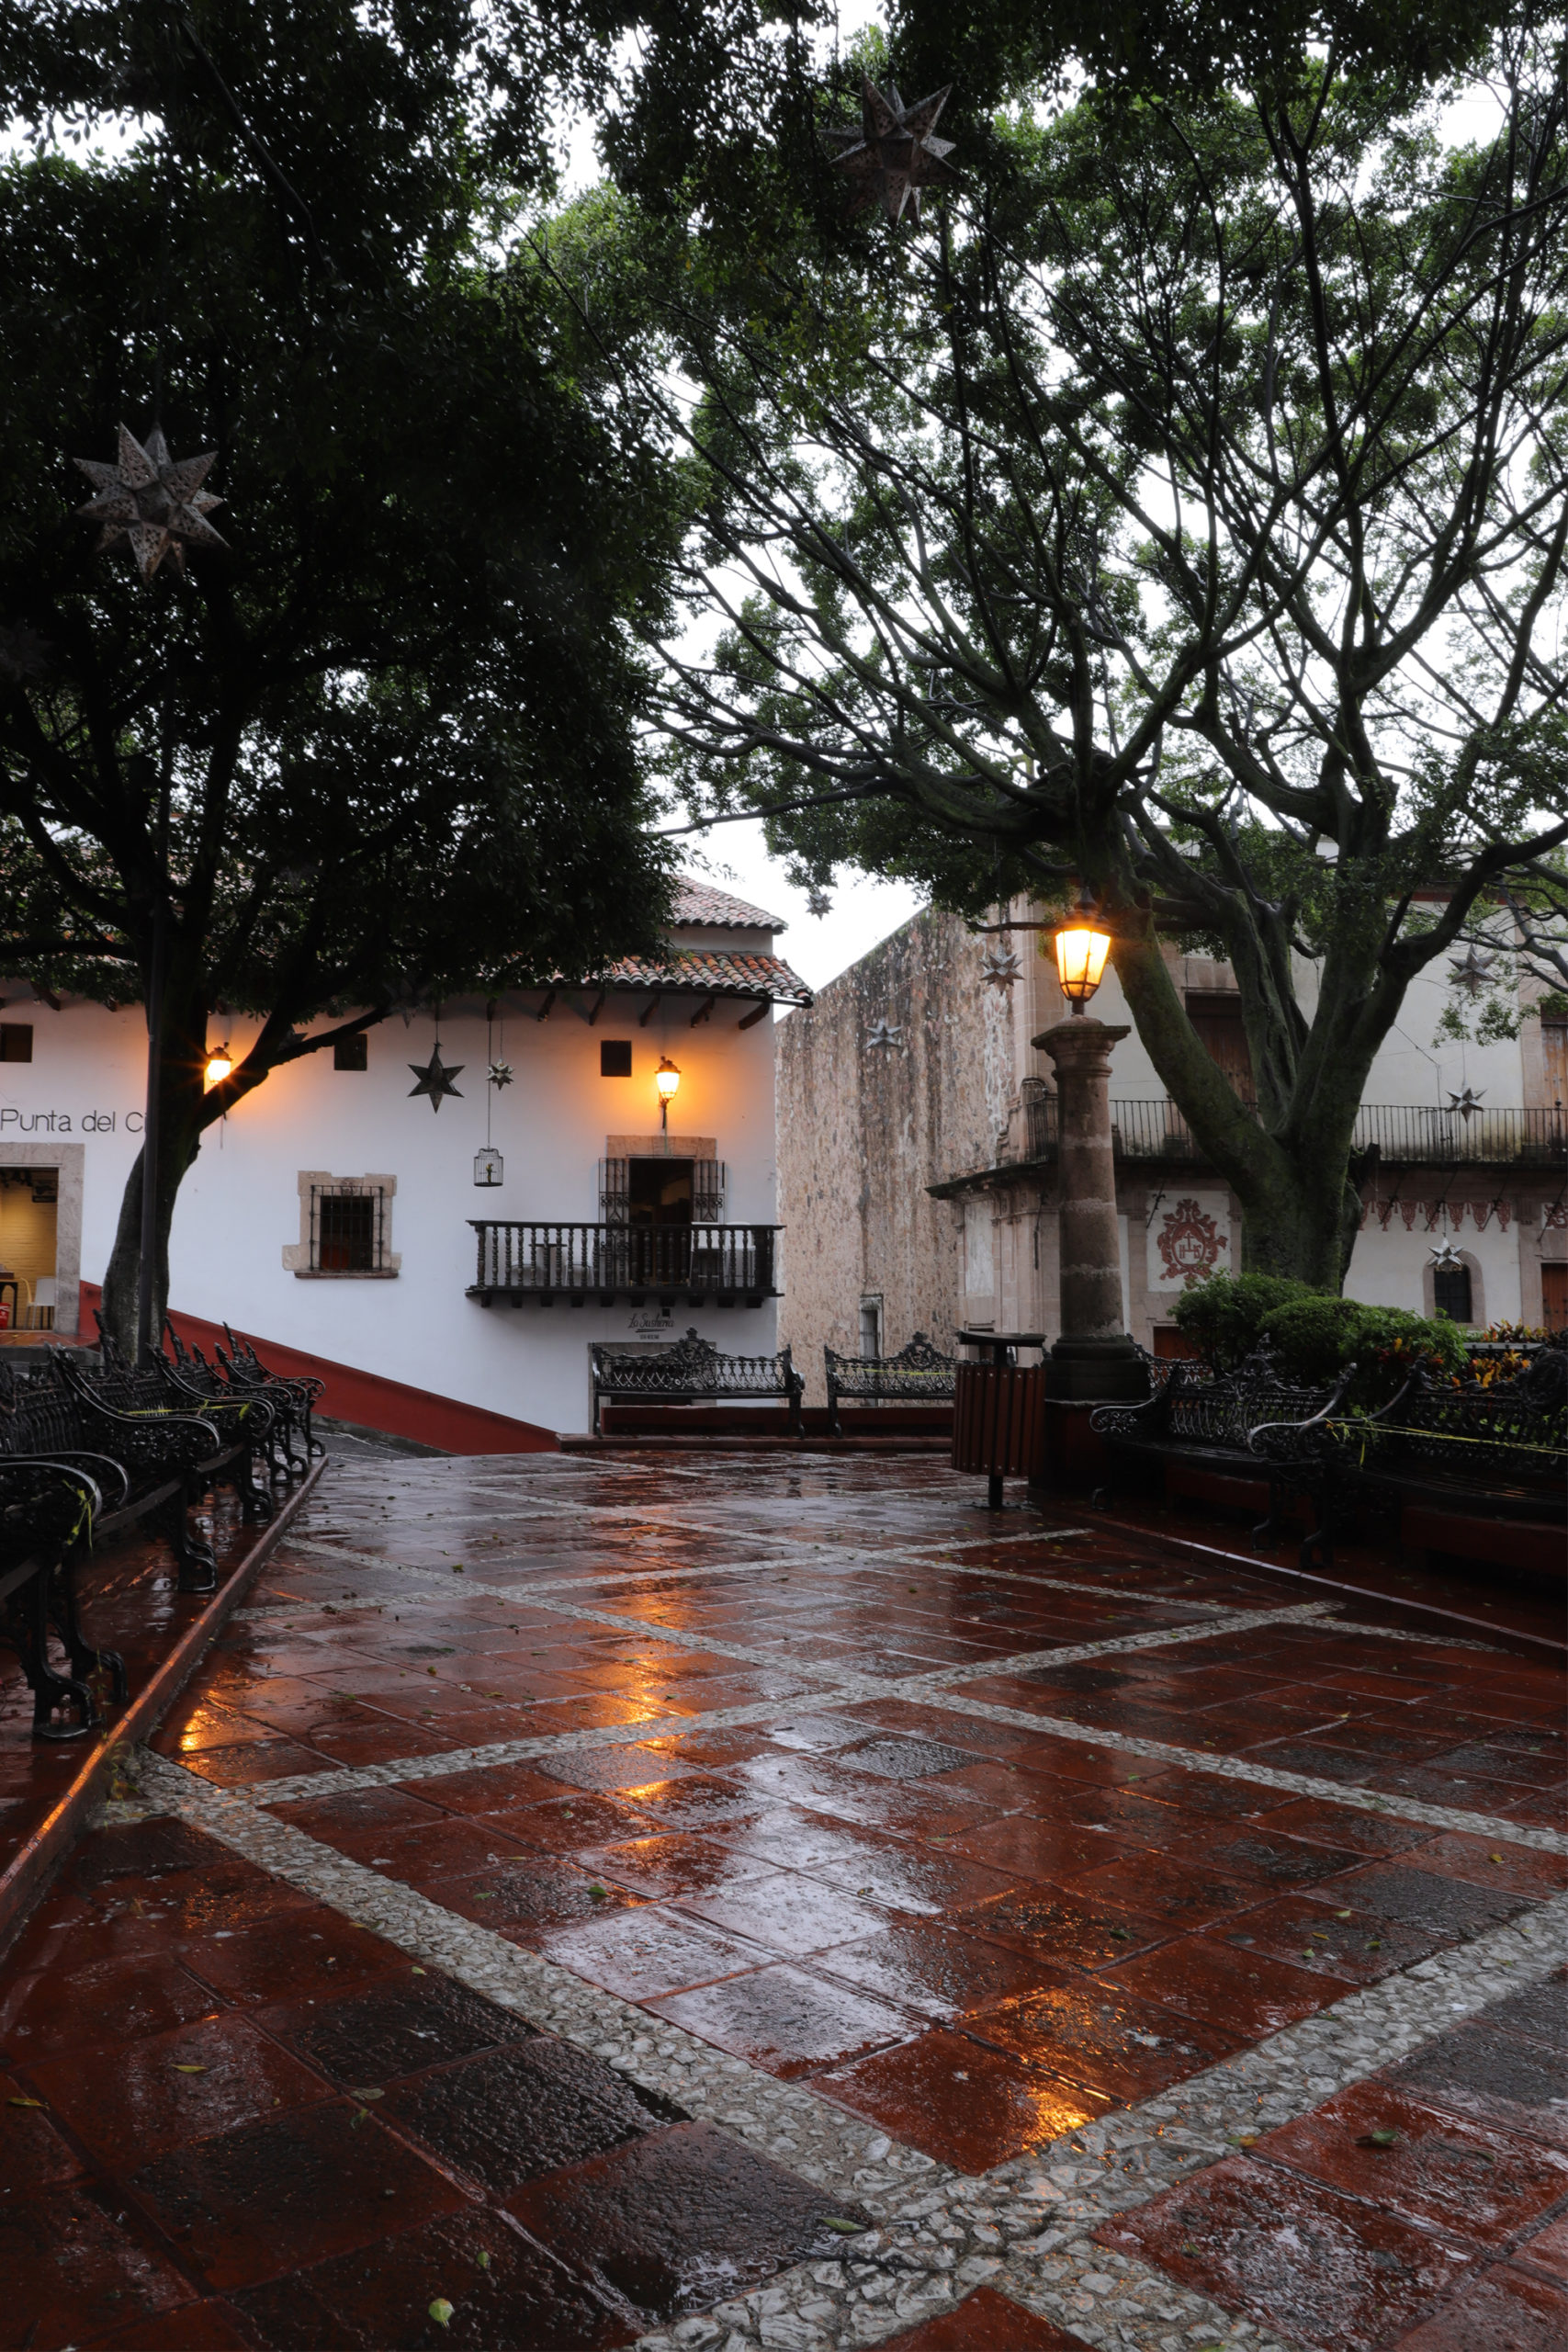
xmin=1021 ymin=1088 xmax=1568 ymax=1169
xmin=468 ymin=1219 xmax=781 ymax=1304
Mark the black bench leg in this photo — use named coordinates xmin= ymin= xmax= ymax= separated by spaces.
xmin=1251 ymin=1476 xmax=1292 ymax=1553
xmin=49 ymin=1560 xmax=128 ymax=1707
xmin=6 ymin=1564 xmax=97 ymax=1740
xmin=164 ymin=1487 xmax=218 ymax=1594
xmin=234 ymin=1450 xmax=275 ymax=1525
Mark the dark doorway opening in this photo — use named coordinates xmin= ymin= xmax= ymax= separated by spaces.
xmin=628 ymin=1158 xmax=694 ymax=1227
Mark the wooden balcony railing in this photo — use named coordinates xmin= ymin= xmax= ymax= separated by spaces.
xmin=468 ymin=1220 xmax=782 ymax=1306
xmin=1021 ymin=1091 xmax=1568 ymax=1170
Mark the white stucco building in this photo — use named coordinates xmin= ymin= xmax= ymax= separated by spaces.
xmin=0 ymin=882 xmax=807 ymax=1442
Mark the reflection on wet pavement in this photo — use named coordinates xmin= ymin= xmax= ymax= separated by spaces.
xmin=1 ymin=1449 xmax=1562 ymax=2347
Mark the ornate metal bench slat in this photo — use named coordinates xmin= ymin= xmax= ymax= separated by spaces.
xmin=824 ymin=1333 xmax=955 ymax=1435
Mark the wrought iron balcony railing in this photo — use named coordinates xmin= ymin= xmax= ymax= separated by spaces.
xmin=1022 ymin=1091 xmax=1568 ymax=1169
xmin=468 ymin=1220 xmax=782 ymax=1306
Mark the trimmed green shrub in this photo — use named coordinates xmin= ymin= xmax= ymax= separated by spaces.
xmin=1170 ymin=1272 xmax=1314 ymax=1371
xmin=1259 ymin=1295 xmax=1469 ymax=1406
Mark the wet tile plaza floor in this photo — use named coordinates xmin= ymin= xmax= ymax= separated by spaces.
xmin=2 ymin=1452 xmax=1564 ymax=2349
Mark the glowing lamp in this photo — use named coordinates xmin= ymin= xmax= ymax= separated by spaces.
xmin=1054 ymin=926 xmax=1111 ymax=1012
xmin=655 ymin=1055 xmax=681 ymax=1131
xmin=204 ymin=1044 xmax=233 ymax=1087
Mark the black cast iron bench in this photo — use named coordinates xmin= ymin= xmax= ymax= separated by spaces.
xmin=0 ymin=1457 xmax=116 ymax=1741
xmin=590 ymin=1328 xmax=805 ymax=1436
xmin=163 ymin=1320 xmax=325 ymax=1477
xmin=1259 ymin=1350 xmax=1568 ymax=1571
xmin=1092 ymin=1349 xmax=1351 ymax=1555
xmin=824 ymin=1333 xmax=955 ymax=1435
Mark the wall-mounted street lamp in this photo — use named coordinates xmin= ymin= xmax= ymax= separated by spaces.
xmin=203 ymin=1043 xmax=233 ymax=1087
xmin=656 ymin=1056 xmax=682 ymax=1133
xmin=1054 ymin=923 xmax=1112 ymax=1012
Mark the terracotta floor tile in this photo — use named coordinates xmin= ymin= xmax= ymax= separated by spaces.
xmin=1387 ymin=2018 xmax=1568 ymax=2149
xmin=976 ymin=1977 xmax=1240 ymax=2102
xmin=1481 ymin=1972 xmax=1567 ymax=2052
xmin=258 ymin=1969 xmax=534 ymax=2087
xmin=0 ymin=2061 xmax=82 ymax=2191
xmin=1405 ymin=1832 xmax=1568 ymax=1901
xmin=676 ymin=1869 xmax=890 ymax=1957
xmin=1105 ymin=1936 xmax=1336 ymax=2038
xmin=230 ymin=2207 xmax=635 ymax=2351
xmin=966 ymin=1883 xmax=1168 ymax=1969
xmin=1223 ymin=1893 xmax=1448 ymax=1983
xmin=28 ymin=2006 xmax=331 ymax=2170
xmin=268 ymin=1785 xmax=447 ymax=1838
xmin=1513 ymin=2211 xmax=1568 ymax=2283
xmin=93 ymin=2296 xmax=256 ymax=2348
xmin=0 ymin=2177 xmax=191 ymax=2347
xmin=180 ymin=1736 xmax=343 ymax=1787
xmin=1325 ymin=1861 xmax=1533 ymax=1939
xmin=649 ymin=1961 xmax=913 ymax=2078
xmin=1062 ymin=1848 xmax=1269 ymax=1929
xmin=819 ymin=2027 xmax=1111 ymax=2173
xmin=1254 ymin=2078 xmax=1568 ymax=2243
xmin=545 ymin=1905 xmax=764 ymax=1999
xmin=575 ymin=1831 xmax=779 ymax=1901
xmin=868 ymin=2282 xmax=1089 ymax=2349
xmin=487 ymin=1792 xmax=655 ymax=1854
xmin=170 ymin=1905 xmax=406 ymax=2007
xmin=1094 ymin=2154 xmax=1481 ymax=2350
xmin=90 ymin=1859 xmax=315 ymax=1941
xmin=66 ymin=1817 xmax=231 ymax=1892
xmin=1391 ymin=2261 xmax=1568 ymax=2349
xmin=818 ymin=1922 xmax=1068 ymax=2024
xmin=127 ymin=2100 xmax=468 ymax=2291
xmin=379 ymin=2035 xmax=667 ymax=2194
xmin=1247 ymin=1796 xmax=1436 ymax=1858
xmin=503 ymin=2118 xmax=869 ymax=2326
xmin=0 ymin=1951 xmax=218 ymax=2064
xmin=395 ymin=1758 xmax=588 ymax=1815
xmin=426 ymin=1853 xmax=646 ymax=1940
xmin=1118 ymin=1767 xmax=1280 ymax=1821
xmin=929 ymin=1811 xmax=1140 ymax=1884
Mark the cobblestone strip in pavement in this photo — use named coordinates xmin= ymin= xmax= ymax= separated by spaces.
xmin=122 ymin=1747 xmax=1568 ymax=2352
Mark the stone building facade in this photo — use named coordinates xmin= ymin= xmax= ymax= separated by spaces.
xmin=777 ymin=899 xmax=1568 ymax=1398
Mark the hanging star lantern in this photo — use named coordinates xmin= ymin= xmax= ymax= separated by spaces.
xmin=1447 ymin=947 xmax=1495 ymax=1000
xmin=823 ymin=75 xmax=958 ymax=224
xmin=1447 ymin=1085 xmax=1485 ymax=1121
xmin=407 ymin=1045 xmax=464 ymax=1110
xmin=866 ymin=1019 xmax=904 ymax=1049
xmin=73 ymin=424 xmax=227 ymax=581
xmin=1429 ymin=1238 xmax=1464 ymax=1272
xmin=489 ymin=1060 xmax=514 ymax=1090
xmin=980 ymin=945 xmax=1023 ymax=992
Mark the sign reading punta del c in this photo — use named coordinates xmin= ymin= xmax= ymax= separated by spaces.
xmin=0 ymin=1107 xmax=143 ymax=1133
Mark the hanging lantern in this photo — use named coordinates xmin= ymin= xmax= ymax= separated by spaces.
xmin=1054 ymin=925 xmax=1112 ymax=1009
xmin=473 ymin=1146 xmax=503 ymax=1187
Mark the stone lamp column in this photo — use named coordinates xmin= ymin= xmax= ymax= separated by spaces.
xmin=1033 ymin=1014 xmax=1145 ymax=1398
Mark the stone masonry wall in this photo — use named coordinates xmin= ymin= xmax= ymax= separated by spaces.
xmin=776 ymin=908 xmax=1012 ymax=1401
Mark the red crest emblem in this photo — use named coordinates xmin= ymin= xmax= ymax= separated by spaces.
xmin=1156 ymin=1196 xmax=1226 ymax=1286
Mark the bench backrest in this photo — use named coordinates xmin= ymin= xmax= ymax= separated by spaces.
xmin=592 ymin=1328 xmax=797 ymax=1396
xmin=825 ymin=1333 xmax=955 ymax=1399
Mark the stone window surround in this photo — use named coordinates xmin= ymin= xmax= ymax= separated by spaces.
xmin=1421 ymin=1244 xmax=1483 ymax=1328
xmin=0 ymin=1141 xmax=83 ymax=1337
xmin=283 ymin=1170 xmax=400 ymax=1278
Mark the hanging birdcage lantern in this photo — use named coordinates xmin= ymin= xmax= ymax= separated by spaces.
xmin=473 ymin=1145 xmax=503 ymax=1187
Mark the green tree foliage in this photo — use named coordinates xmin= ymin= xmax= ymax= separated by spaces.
xmin=0 ymin=0 xmax=699 ymax=1349
xmin=577 ymin=18 xmax=1568 ymax=1288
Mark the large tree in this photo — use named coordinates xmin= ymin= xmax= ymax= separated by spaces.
xmin=0 ymin=0 xmax=704 ymax=1351
xmin=571 ymin=16 xmax=1568 ymax=1286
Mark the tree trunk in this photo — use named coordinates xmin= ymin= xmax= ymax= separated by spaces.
xmin=98 ymin=966 xmax=210 ymax=1360
xmin=1111 ymin=920 xmax=1369 ymax=1291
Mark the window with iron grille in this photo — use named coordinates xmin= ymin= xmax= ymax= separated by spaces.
xmin=291 ymin=1185 xmax=400 ymax=1279
xmin=1432 ymin=1261 xmax=1473 ymax=1322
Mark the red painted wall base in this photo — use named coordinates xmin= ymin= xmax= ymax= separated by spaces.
xmin=78 ymin=1283 xmax=558 ymax=1455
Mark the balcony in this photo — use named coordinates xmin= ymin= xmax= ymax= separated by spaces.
xmin=468 ymin=1220 xmax=782 ymax=1308
xmin=1021 ymin=1091 xmax=1568 ymax=1170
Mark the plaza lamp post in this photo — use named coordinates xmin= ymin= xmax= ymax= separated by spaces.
xmin=656 ymin=1056 xmax=681 ymax=1141
xmin=1034 ymin=904 xmax=1145 ymax=1403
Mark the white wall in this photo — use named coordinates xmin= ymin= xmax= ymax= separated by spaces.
xmin=0 ymin=988 xmax=780 ymax=1435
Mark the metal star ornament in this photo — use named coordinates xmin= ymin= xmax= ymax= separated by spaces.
xmin=980 ymin=945 xmax=1023 ymax=992
xmin=1429 ymin=1239 xmax=1464 ymax=1272
xmin=1448 ymin=947 xmax=1495 ymax=1000
xmin=866 ymin=1019 xmax=904 ymax=1049
xmin=823 ymin=75 xmax=958 ymax=224
xmin=1447 ymin=1085 xmax=1485 ymax=1121
xmin=73 ymin=424 xmax=227 ymax=581
xmin=489 ymin=1060 xmax=513 ymax=1090
xmin=407 ymin=1045 xmax=464 ymax=1110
